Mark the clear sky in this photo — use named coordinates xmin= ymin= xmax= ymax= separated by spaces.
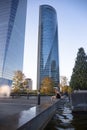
xmin=23 ymin=0 xmax=87 ymax=89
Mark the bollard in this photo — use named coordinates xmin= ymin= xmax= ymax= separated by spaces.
xmin=27 ymin=93 xmax=29 ymax=99
xmin=37 ymin=90 xmax=40 ymax=105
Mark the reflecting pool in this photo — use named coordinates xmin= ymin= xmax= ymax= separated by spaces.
xmin=44 ymin=99 xmax=87 ymax=130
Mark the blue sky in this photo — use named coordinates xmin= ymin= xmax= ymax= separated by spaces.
xmin=23 ymin=0 xmax=87 ymax=89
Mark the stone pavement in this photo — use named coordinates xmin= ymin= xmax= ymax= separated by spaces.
xmin=0 ymin=96 xmax=52 ymax=130
xmin=0 ymin=96 xmax=51 ymax=119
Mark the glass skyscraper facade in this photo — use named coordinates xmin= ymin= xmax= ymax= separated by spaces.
xmin=37 ymin=5 xmax=60 ymax=89
xmin=0 ymin=0 xmax=27 ymax=86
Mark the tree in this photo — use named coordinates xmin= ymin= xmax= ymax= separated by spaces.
xmin=40 ymin=77 xmax=55 ymax=94
xmin=60 ymin=76 xmax=68 ymax=86
xmin=59 ymin=76 xmax=68 ymax=92
xmin=59 ymin=76 xmax=72 ymax=94
xmin=12 ymin=70 xmax=25 ymax=93
xmin=70 ymin=47 xmax=87 ymax=90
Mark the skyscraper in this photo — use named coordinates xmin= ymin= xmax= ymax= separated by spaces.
xmin=0 ymin=0 xmax=27 ymax=86
xmin=37 ymin=5 xmax=60 ymax=90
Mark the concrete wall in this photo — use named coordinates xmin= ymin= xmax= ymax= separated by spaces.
xmin=17 ymin=101 xmax=59 ymax=130
xmin=70 ymin=90 xmax=87 ymax=112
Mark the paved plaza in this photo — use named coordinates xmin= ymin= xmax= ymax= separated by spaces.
xmin=0 ymin=96 xmax=52 ymax=130
xmin=0 ymin=96 xmax=51 ymax=119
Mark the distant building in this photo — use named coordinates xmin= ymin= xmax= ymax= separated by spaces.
xmin=37 ymin=5 xmax=60 ymax=89
xmin=25 ymin=78 xmax=32 ymax=90
xmin=0 ymin=0 xmax=27 ymax=86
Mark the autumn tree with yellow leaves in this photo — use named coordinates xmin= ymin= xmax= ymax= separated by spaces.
xmin=40 ymin=77 xmax=55 ymax=94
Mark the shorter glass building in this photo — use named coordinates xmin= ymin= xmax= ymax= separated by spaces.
xmin=37 ymin=5 xmax=60 ymax=89
xmin=0 ymin=0 xmax=27 ymax=86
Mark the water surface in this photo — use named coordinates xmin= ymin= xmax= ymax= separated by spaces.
xmin=44 ymin=99 xmax=87 ymax=130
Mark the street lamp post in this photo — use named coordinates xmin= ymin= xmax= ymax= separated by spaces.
xmin=37 ymin=90 xmax=40 ymax=105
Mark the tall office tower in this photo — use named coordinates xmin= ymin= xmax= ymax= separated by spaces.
xmin=37 ymin=5 xmax=60 ymax=90
xmin=0 ymin=0 xmax=27 ymax=86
